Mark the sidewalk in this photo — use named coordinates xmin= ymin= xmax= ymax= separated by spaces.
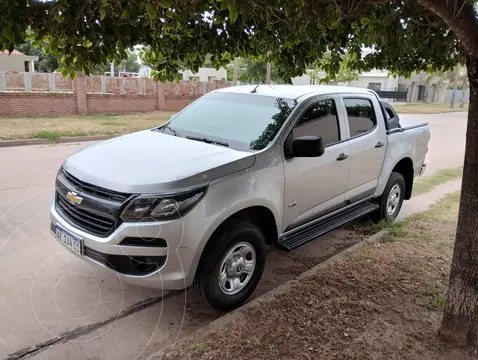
xmin=398 ymin=178 xmax=462 ymax=219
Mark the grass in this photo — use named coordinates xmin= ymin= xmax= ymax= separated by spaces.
xmin=393 ymin=102 xmax=469 ymax=114
xmin=162 ymin=191 xmax=468 ymax=360
xmin=346 ymin=166 xmax=463 ymax=237
xmin=101 ymin=121 xmax=123 ymax=126
xmin=33 ymin=130 xmax=63 ymax=140
xmin=413 ymin=166 xmax=463 ymax=196
xmin=0 ymin=111 xmax=175 ymax=141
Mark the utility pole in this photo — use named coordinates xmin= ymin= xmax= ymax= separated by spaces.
xmin=233 ymin=58 xmax=239 ymax=85
xmin=110 ymin=61 xmax=115 ymax=77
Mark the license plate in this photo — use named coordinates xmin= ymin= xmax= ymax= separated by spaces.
xmin=55 ymin=225 xmax=83 ymax=255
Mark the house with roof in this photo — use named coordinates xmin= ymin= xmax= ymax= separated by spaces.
xmin=0 ymin=50 xmax=38 ymax=72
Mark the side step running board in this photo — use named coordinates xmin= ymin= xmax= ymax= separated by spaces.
xmin=277 ymin=201 xmax=378 ymax=251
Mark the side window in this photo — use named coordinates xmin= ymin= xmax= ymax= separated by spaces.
xmin=344 ymin=98 xmax=377 ymax=138
xmin=294 ymin=99 xmax=340 ymax=146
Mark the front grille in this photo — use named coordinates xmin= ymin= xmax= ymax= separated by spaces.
xmin=56 ymin=194 xmax=118 ymax=236
xmin=62 ymin=170 xmax=130 ymax=202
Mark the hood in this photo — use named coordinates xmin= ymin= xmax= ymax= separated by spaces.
xmin=63 ymin=130 xmax=255 ymax=194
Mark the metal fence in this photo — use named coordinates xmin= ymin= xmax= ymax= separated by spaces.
xmin=375 ymin=90 xmax=408 ymax=102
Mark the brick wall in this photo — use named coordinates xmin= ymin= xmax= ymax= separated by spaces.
xmin=0 ymin=71 xmax=231 ymax=116
xmin=165 ymin=97 xmax=199 ymax=111
xmin=0 ymin=92 xmax=76 ymax=116
xmin=87 ymin=94 xmax=158 ymax=114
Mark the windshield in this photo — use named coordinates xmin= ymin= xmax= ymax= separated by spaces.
xmin=168 ymin=92 xmax=297 ymax=151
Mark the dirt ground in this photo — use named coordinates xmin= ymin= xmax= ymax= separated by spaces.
xmin=393 ymin=102 xmax=469 ymax=114
xmin=160 ymin=191 xmax=478 ymax=360
xmin=0 ymin=112 xmax=173 ymax=140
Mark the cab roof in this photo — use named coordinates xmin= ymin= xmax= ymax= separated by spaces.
xmin=216 ymin=84 xmax=377 ymax=101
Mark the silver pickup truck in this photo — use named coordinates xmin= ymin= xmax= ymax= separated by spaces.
xmin=51 ymin=85 xmax=429 ymax=310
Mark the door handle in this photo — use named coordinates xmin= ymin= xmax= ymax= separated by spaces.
xmin=375 ymin=141 xmax=384 ymax=148
xmin=336 ymin=153 xmax=349 ymax=161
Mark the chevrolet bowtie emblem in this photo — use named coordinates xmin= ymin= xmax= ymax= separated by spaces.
xmin=66 ymin=191 xmax=83 ymax=205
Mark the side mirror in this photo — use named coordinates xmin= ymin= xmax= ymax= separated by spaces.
xmin=292 ymin=136 xmax=325 ymax=157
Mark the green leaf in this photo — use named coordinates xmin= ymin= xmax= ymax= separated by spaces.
xmin=145 ymin=4 xmax=157 ymax=18
xmin=55 ymin=13 xmax=64 ymax=23
xmin=58 ymin=67 xmax=69 ymax=78
xmin=161 ymin=0 xmax=172 ymax=8
xmin=99 ymin=8 xmax=106 ymax=21
xmin=121 ymin=8 xmax=129 ymax=19
xmin=360 ymin=18 xmax=370 ymax=25
xmin=229 ymin=7 xmax=238 ymax=23
xmin=49 ymin=37 xmax=59 ymax=55
xmin=2 ymin=27 xmax=14 ymax=42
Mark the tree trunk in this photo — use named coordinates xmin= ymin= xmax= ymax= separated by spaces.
xmin=424 ymin=80 xmax=430 ymax=103
xmin=450 ymin=64 xmax=460 ymax=108
xmin=265 ymin=62 xmax=271 ymax=84
xmin=460 ymin=81 xmax=469 ymax=108
xmin=434 ymin=82 xmax=441 ymax=103
xmin=233 ymin=57 xmax=239 ymax=85
xmin=460 ymin=88 xmax=467 ymax=108
xmin=440 ymin=55 xmax=478 ymax=346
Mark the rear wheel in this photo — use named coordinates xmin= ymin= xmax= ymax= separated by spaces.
xmin=370 ymin=172 xmax=406 ymax=222
xmin=192 ymin=219 xmax=267 ymax=311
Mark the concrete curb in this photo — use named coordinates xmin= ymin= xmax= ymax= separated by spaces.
xmin=147 ymin=230 xmax=387 ymax=360
xmin=0 ymin=135 xmax=115 ymax=148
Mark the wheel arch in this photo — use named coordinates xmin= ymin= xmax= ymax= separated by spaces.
xmin=192 ymin=205 xmax=279 ymax=280
xmin=391 ymin=157 xmax=414 ymax=199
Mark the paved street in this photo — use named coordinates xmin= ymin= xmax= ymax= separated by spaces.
xmin=399 ymin=111 xmax=466 ymax=174
xmin=0 ymin=111 xmax=466 ymax=360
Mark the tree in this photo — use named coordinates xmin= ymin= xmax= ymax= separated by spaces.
xmin=238 ymin=58 xmax=282 ymax=84
xmin=1 ymin=0 xmax=478 ymax=347
xmin=336 ymin=66 xmax=359 ymax=86
xmin=233 ymin=57 xmax=239 ymax=85
xmin=92 ymin=50 xmax=140 ymax=75
xmin=428 ymin=68 xmax=458 ymax=103
xmin=315 ymin=54 xmax=360 ymax=86
xmin=15 ymin=40 xmax=58 ymax=72
xmin=118 ymin=50 xmax=140 ymax=73
xmin=460 ymin=76 xmax=470 ymax=108
xmin=450 ymin=64 xmax=462 ymax=108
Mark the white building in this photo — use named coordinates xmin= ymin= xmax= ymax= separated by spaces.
xmin=292 ymin=69 xmax=397 ymax=90
xmin=0 ymin=50 xmax=38 ymax=72
xmin=292 ymin=69 xmax=447 ymax=103
xmin=137 ymin=65 xmax=227 ymax=82
xmin=182 ymin=68 xmax=227 ymax=82
xmin=138 ymin=64 xmax=152 ymax=78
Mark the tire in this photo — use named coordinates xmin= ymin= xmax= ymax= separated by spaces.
xmin=370 ymin=172 xmax=406 ymax=223
xmin=192 ymin=219 xmax=267 ymax=311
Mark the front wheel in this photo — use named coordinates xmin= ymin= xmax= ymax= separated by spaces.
xmin=370 ymin=172 xmax=406 ymax=222
xmin=192 ymin=220 xmax=267 ymax=311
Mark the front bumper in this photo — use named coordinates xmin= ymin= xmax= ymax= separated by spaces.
xmin=418 ymin=162 xmax=427 ymax=176
xmin=50 ymin=202 xmax=201 ymax=290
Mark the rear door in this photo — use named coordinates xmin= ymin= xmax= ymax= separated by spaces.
xmin=340 ymin=96 xmax=387 ymax=201
xmin=282 ymin=95 xmax=351 ymax=230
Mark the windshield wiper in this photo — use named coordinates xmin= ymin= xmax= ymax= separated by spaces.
xmin=162 ymin=124 xmax=181 ymax=137
xmin=186 ymin=136 xmax=229 ymax=147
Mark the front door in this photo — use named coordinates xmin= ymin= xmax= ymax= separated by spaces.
xmin=283 ymin=97 xmax=350 ymax=231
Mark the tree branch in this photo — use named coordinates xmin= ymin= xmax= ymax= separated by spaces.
xmin=417 ymin=0 xmax=478 ymax=57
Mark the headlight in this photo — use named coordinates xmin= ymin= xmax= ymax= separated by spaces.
xmin=121 ymin=187 xmax=206 ymax=221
